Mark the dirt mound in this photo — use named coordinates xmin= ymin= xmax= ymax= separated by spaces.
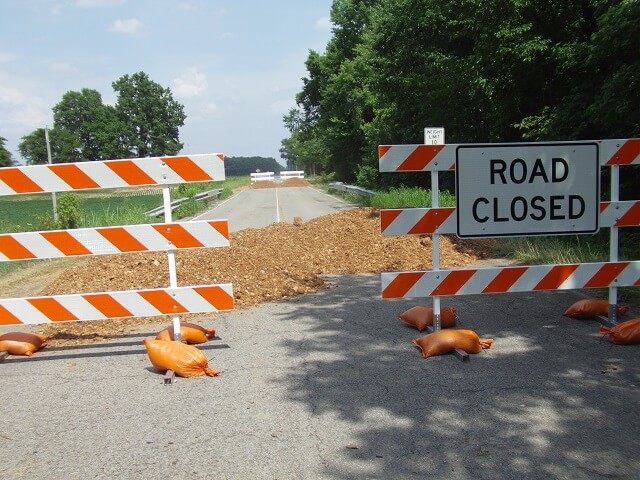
xmin=249 ymin=180 xmax=278 ymax=189
xmin=37 ymin=208 xmax=497 ymax=345
xmin=249 ymin=177 xmax=311 ymax=189
xmin=280 ymin=177 xmax=310 ymax=187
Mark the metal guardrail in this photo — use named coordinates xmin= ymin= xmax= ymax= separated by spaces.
xmin=327 ymin=182 xmax=376 ymax=196
xmin=144 ymin=188 xmax=223 ymax=217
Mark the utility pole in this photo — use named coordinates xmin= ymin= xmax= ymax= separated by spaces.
xmin=44 ymin=127 xmax=58 ymax=222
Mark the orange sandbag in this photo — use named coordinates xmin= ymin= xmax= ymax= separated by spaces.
xmin=563 ymin=299 xmax=629 ymax=319
xmin=143 ymin=339 xmax=220 ymax=378
xmin=398 ymin=306 xmax=457 ymax=331
xmin=599 ymin=318 xmax=640 ymax=345
xmin=0 ymin=332 xmax=48 ymax=356
xmin=412 ymin=329 xmax=493 ymax=358
xmin=155 ymin=322 xmax=216 ymax=344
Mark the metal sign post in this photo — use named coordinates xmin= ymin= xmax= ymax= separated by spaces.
xmin=426 ymin=128 xmax=444 ymax=331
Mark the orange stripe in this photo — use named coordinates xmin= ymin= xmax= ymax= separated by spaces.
xmin=106 ymin=160 xmax=156 ymax=186
xmin=616 ymin=202 xmax=640 ymax=226
xmin=0 ymin=305 xmax=22 ymax=325
xmin=139 ymin=290 xmax=188 ymax=314
xmin=431 ymin=270 xmax=476 ymax=296
xmin=378 ymin=145 xmax=392 ymax=158
xmin=599 ymin=202 xmax=609 ymax=213
xmin=194 ymin=285 xmax=234 ymax=310
xmin=0 ymin=168 xmax=44 ymax=193
xmin=27 ymin=298 xmax=78 ymax=322
xmin=482 ymin=267 xmax=528 ymax=293
xmin=398 ymin=145 xmax=445 ymax=171
xmin=209 ymin=220 xmax=229 ymax=240
xmin=97 ymin=227 xmax=148 ymax=253
xmin=606 ymin=139 xmax=639 ymax=165
xmin=0 ymin=235 xmax=37 ymax=260
xmin=153 ymin=224 xmax=204 ymax=248
xmin=380 ymin=210 xmax=403 ymax=233
xmin=583 ymin=262 xmax=629 ymax=288
xmin=409 ymin=208 xmax=455 ymax=234
xmin=216 ymin=153 xmax=225 ymax=161
xmin=83 ymin=293 xmax=133 ymax=318
xmin=162 ymin=156 xmax=214 ymax=182
xmin=41 ymin=231 xmax=92 ymax=256
xmin=382 ymin=272 xmax=425 ymax=298
xmin=534 ymin=265 xmax=579 ymax=290
xmin=48 ymin=164 xmax=101 ymax=190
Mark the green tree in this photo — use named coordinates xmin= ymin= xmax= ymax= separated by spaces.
xmin=18 ymin=128 xmax=81 ymax=165
xmin=52 ymin=88 xmax=122 ymax=161
xmin=112 ymin=71 xmax=186 ymax=157
xmin=0 ymin=136 xmax=13 ymax=167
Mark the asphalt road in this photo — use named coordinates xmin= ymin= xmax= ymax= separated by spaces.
xmin=193 ymin=186 xmax=356 ymax=231
xmin=1 ymin=186 xmax=639 ymax=479
xmin=1 ymin=276 xmax=638 ymax=480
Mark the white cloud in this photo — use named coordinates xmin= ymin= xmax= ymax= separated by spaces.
xmin=49 ymin=61 xmax=74 ymax=73
xmin=0 ymin=81 xmax=50 ymax=133
xmin=315 ymin=16 xmax=332 ymax=31
xmin=109 ymin=18 xmax=144 ymax=36
xmin=75 ymin=0 xmax=125 ymax=7
xmin=172 ymin=67 xmax=208 ymax=99
xmin=0 ymin=51 xmax=17 ymax=63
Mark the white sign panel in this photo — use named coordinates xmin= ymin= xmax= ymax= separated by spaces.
xmin=456 ymin=143 xmax=599 ymax=238
xmin=424 ymin=127 xmax=445 ymax=145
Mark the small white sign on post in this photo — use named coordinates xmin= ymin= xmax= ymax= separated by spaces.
xmin=424 ymin=127 xmax=445 ymax=145
xmin=456 ymin=142 xmax=600 ymax=238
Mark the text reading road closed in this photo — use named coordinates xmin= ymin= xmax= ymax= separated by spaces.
xmin=456 ymin=143 xmax=599 ymax=238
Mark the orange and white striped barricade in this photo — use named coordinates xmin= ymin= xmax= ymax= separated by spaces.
xmin=380 ymin=200 xmax=640 ymax=236
xmin=0 ymin=154 xmax=226 ymax=195
xmin=382 ymin=261 xmax=640 ymax=298
xmin=378 ymin=138 xmax=639 ymax=173
xmin=0 ymin=220 xmax=230 ymax=261
xmin=379 ymin=137 xmax=639 ymax=334
xmin=0 ymin=153 xmax=233 ymax=374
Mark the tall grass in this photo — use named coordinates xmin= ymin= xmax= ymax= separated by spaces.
xmin=0 ymin=177 xmax=248 ymax=278
xmin=371 ymin=186 xmax=456 ymax=208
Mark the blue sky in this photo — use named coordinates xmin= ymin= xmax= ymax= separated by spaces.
xmin=0 ymin=0 xmax=334 ymax=165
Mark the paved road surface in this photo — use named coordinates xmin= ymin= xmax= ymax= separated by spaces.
xmin=193 ymin=186 xmax=355 ymax=231
xmin=1 ymin=186 xmax=639 ymax=479
xmin=1 ymin=276 xmax=638 ymax=479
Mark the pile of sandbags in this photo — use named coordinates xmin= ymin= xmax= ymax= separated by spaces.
xmin=0 ymin=332 xmax=48 ymax=356
xmin=155 ymin=322 xmax=216 ymax=344
xmin=412 ymin=329 xmax=494 ymax=358
xmin=144 ymin=339 xmax=220 ymax=378
xmin=563 ymin=298 xmax=629 ymax=319
xmin=563 ymin=298 xmax=639 ymax=346
xmin=144 ymin=322 xmax=221 ymax=378
xmin=397 ymin=305 xmax=493 ymax=359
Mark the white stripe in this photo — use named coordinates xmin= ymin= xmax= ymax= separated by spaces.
xmin=76 ymin=229 xmax=122 ymax=255
xmin=598 ymin=139 xmax=639 ymax=165
xmin=55 ymin=296 xmax=107 ymax=320
xmin=79 ymin=162 xmax=129 ymax=189
xmin=1 ymin=299 xmax=53 ymax=324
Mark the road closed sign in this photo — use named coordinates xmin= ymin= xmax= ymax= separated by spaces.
xmin=456 ymin=143 xmax=599 ymax=238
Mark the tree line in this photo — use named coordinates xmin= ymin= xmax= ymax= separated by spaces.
xmin=281 ymin=0 xmax=639 ymax=196
xmin=224 ymin=156 xmax=282 ymax=176
xmin=0 ymin=71 xmax=185 ymax=166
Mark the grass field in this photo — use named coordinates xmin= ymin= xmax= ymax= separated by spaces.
xmin=0 ymin=176 xmax=250 ymax=234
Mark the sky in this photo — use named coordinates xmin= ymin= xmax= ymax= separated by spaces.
xmin=0 ymin=0 xmax=334 ymax=165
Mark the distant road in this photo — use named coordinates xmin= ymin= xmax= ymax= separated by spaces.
xmin=192 ymin=186 xmax=356 ymax=232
